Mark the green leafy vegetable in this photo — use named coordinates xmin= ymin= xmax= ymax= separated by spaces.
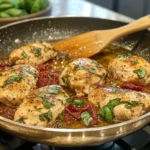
xmin=99 ymin=98 xmax=142 ymax=122
xmin=133 ymin=69 xmax=147 ymax=79
xmin=74 ymin=64 xmax=84 ymax=71
xmin=73 ymin=99 xmax=84 ymax=108
xmin=34 ymin=47 xmax=41 ymax=57
xmin=99 ymin=98 xmax=121 ymax=122
xmin=0 ymin=3 xmax=14 ymax=11
xmin=2 ymin=74 xmax=22 ymax=88
xmin=124 ymin=101 xmax=142 ymax=109
xmin=46 ymin=86 xmax=62 ymax=94
xmin=39 ymin=111 xmax=52 ymax=121
xmin=81 ymin=111 xmax=93 ymax=126
xmin=65 ymin=98 xmax=73 ymax=106
xmin=62 ymin=76 xmax=70 ymax=87
xmin=100 ymin=107 xmax=113 ymax=122
xmin=117 ymin=54 xmax=129 ymax=58
xmin=88 ymin=68 xmax=95 ymax=74
xmin=21 ymin=51 xmax=28 ymax=58
xmin=16 ymin=118 xmax=25 ymax=124
xmin=38 ymin=94 xmax=54 ymax=109
xmin=60 ymin=53 xmax=69 ymax=60
xmin=57 ymin=113 xmax=64 ymax=121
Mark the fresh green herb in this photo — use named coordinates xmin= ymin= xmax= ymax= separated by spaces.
xmin=88 ymin=68 xmax=95 ymax=74
xmin=65 ymin=98 xmax=73 ymax=106
xmin=99 ymin=98 xmax=121 ymax=122
xmin=39 ymin=111 xmax=52 ymax=121
xmin=117 ymin=54 xmax=129 ymax=58
xmin=57 ymin=113 xmax=64 ymax=121
xmin=38 ymin=94 xmax=54 ymax=109
xmin=21 ymin=51 xmax=28 ymax=58
xmin=34 ymin=47 xmax=41 ymax=57
xmin=60 ymin=53 xmax=69 ymax=60
xmin=81 ymin=111 xmax=93 ymax=126
xmin=99 ymin=98 xmax=142 ymax=122
xmin=133 ymin=69 xmax=147 ymax=79
xmin=100 ymin=107 xmax=113 ymax=122
xmin=46 ymin=85 xmax=62 ymax=94
xmin=124 ymin=101 xmax=142 ymax=109
xmin=62 ymin=76 xmax=70 ymax=87
xmin=28 ymin=71 xmax=36 ymax=77
xmin=74 ymin=64 xmax=84 ymax=71
xmin=73 ymin=99 xmax=84 ymax=108
xmin=111 ymin=81 xmax=117 ymax=87
xmin=16 ymin=118 xmax=25 ymax=124
xmin=2 ymin=74 xmax=22 ymax=88
xmin=52 ymin=51 xmax=58 ymax=58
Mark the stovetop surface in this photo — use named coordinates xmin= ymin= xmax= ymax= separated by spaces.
xmin=0 ymin=125 xmax=150 ymax=150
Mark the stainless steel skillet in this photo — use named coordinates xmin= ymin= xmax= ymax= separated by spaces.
xmin=0 ymin=16 xmax=150 ymax=147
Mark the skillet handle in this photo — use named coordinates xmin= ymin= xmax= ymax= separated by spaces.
xmin=112 ymin=15 xmax=150 ymax=38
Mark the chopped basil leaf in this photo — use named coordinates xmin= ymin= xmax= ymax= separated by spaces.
xmin=111 ymin=81 xmax=117 ymax=87
xmin=38 ymin=94 xmax=55 ymax=109
xmin=60 ymin=53 xmax=69 ymax=60
xmin=99 ymin=98 xmax=142 ymax=122
xmin=117 ymin=54 xmax=129 ymax=58
xmin=39 ymin=111 xmax=52 ymax=121
xmin=16 ymin=118 xmax=25 ymax=124
xmin=124 ymin=101 xmax=142 ymax=109
xmin=52 ymin=51 xmax=58 ymax=58
xmin=81 ymin=111 xmax=93 ymax=126
xmin=74 ymin=64 xmax=84 ymax=70
xmin=34 ymin=47 xmax=41 ymax=57
xmin=65 ymin=98 xmax=73 ymax=106
xmin=62 ymin=76 xmax=70 ymax=87
xmin=99 ymin=106 xmax=113 ymax=122
xmin=57 ymin=113 xmax=64 ymax=121
xmin=88 ymin=68 xmax=95 ymax=74
xmin=73 ymin=99 xmax=84 ymax=108
xmin=21 ymin=51 xmax=28 ymax=58
xmin=133 ymin=69 xmax=147 ymax=79
xmin=46 ymin=86 xmax=62 ymax=94
xmin=99 ymin=98 xmax=121 ymax=122
xmin=2 ymin=74 xmax=22 ymax=88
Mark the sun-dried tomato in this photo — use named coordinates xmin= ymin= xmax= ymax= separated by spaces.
xmin=121 ymin=82 xmax=143 ymax=92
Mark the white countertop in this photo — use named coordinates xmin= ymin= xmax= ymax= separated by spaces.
xmin=50 ymin=0 xmax=134 ymax=23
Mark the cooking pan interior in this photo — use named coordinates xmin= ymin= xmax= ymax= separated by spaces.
xmin=0 ymin=16 xmax=150 ymax=60
xmin=0 ymin=17 xmax=150 ymax=146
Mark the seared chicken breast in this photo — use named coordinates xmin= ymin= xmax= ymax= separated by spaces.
xmin=14 ymin=85 xmax=69 ymax=127
xmin=108 ymin=56 xmax=150 ymax=86
xmin=9 ymin=41 xmax=56 ymax=66
xmin=0 ymin=65 xmax=38 ymax=107
xmin=59 ymin=58 xmax=106 ymax=97
xmin=88 ymin=87 xmax=150 ymax=121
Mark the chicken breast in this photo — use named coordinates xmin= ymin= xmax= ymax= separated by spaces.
xmin=9 ymin=41 xmax=57 ymax=66
xmin=88 ymin=87 xmax=150 ymax=121
xmin=0 ymin=65 xmax=38 ymax=107
xmin=107 ymin=56 xmax=150 ymax=86
xmin=14 ymin=85 xmax=69 ymax=127
xmin=59 ymin=58 xmax=106 ymax=97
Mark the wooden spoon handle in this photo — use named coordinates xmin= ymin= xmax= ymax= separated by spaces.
xmin=112 ymin=15 xmax=150 ymax=38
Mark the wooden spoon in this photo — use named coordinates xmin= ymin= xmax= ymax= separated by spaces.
xmin=52 ymin=15 xmax=150 ymax=58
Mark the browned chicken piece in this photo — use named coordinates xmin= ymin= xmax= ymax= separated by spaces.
xmin=108 ymin=56 xmax=150 ymax=86
xmin=88 ymin=87 xmax=150 ymax=121
xmin=0 ymin=65 xmax=38 ymax=107
xmin=14 ymin=85 xmax=69 ymax=127
xmin=59 ymin=58 xmax=106 ymax=97
xmin=9 ymin=41 xmax=57 ymax=66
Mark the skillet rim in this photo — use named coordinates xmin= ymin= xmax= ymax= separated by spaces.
xmin=0 ymin=16 xmax=148 ymax=133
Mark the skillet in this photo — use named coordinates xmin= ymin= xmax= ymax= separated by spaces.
xmin=0 ymin=16 xmax=150 ymax=147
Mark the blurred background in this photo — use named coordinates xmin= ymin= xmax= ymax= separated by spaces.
xmin=87 ymin=0 xmax=149 ymax=19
